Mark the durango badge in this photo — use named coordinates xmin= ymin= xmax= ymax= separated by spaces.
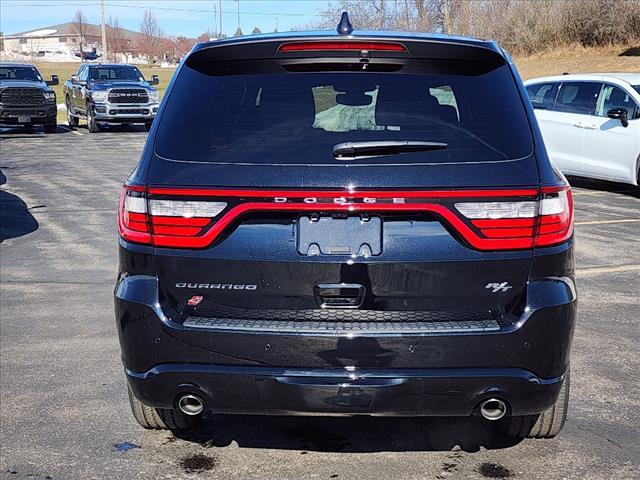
xmin=176 ymin=283 xmax=257 ymax=290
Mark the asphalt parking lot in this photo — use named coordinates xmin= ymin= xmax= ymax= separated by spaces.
xmin=1 ymin=125 xmax=639 ymax=480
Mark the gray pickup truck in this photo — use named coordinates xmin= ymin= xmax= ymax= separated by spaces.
xmin=62 ymin=63 xmax=160 ymax=133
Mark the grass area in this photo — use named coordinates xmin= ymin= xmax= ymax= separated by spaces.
xmin=514 ymin=44 xmax=640 ymax=80
xmin=32 ymin=62 xmax=177 ymax=123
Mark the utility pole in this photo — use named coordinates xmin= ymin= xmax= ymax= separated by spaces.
xmin=275 ymin=16 xmax=279 ymax=33
xmin=219 ymin=0 xmax=223 ymax=36
xmin=100 ymin=0 xmax=107 ymax=60
xmin=237 ymin=0 xmax=240 ymax=32
xmin=213 ymin=3 xmax=217 ymax=36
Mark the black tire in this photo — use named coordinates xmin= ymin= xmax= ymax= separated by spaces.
xmin=144 ymin=121 xmax=153 ymax=132
xmin=127 ymin=385 xmax=201 ymax=430
xmin=86 ymin=103 xmax=100 ymax=133
xmin=66 ymin=97 xmax=79 ymax=128
xmin=44 ymin=123 xmax=57 ymax=134
xmin=500 ymin=369 xmax=570 ymax=438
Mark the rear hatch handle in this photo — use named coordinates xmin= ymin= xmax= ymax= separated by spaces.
xmin=314 ymin=283 xmax=365 ymax=308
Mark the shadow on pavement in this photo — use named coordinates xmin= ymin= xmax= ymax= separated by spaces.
xmin=567 ymin=176 xmax=640 ymax=199
xmin=173 ymin=414 xmax=522 ymax=453
xmin=0 ymin=170 xmax=39 ymax=242
xmin=0 ymin=125 xmax=64 ymax=137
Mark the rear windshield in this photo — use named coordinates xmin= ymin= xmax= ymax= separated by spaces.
xmin=155 ymin=57 xmax=533 ymax=165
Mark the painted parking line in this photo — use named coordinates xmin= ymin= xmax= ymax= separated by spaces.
xmin=59 ymin=127 xmax=83 ymax=136
xmin=58 ymin=124 xmax=84 ymax=136
xmin=575 ymin=219 xmax=640 ymax=226
xmin=577 ymin=264 xmax=640 ymax=276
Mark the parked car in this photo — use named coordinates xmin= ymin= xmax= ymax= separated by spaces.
xmin=0 ymin=63 xmax=58 ymax=133
xmin=74 ymin=51 xmax=100 ymax=61
xmin=115 ymin=14 xmax=576 ymax=438
xmin=62 ymin=63 xmax=159 ymax=133
xmin=525 ymin=73 xmax=640 ymax=186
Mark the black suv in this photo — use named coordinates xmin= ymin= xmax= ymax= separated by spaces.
xmin=115 ymin=17 xmax=576 ymax=438
xmin=0 ymin=63 xmax=58 ymax=133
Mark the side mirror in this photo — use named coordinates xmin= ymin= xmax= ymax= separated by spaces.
xmin=149 ymin=74 xmax=159 ymax=86
xmin=46 ymin=74 xmax=59 ymax=86
xmin=607 ymin=108 xmax=629 ymax=128
xmin=71 ymin=75 xmax=79 ymax=85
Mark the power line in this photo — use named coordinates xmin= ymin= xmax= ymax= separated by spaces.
xmin=1 ymin=1 xmax=325 ymax=17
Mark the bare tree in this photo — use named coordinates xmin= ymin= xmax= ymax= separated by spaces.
xmin=71 ymin=9 xmax=93 ymax=60
xmin=175 ymin=35 xmax=194 ymax=57
xmin=315 ymin=1 xmax=438 ymax=32
xmin=197 ymin=29 xmax=216 ymax=42
xmin=106 ymin=16 xmax=127 ymax=61
xmin=313 ymin=0 xmax=640 ymax=55
xmin=137 ymin=10 xmax=164 ymax=62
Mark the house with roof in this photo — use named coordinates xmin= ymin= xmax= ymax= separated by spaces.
xmin=1 ymin=22 xmax=141 ymax=59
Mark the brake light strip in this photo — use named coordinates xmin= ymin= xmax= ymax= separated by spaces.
xmin=120 ymin=186 xmax=573 ymax=250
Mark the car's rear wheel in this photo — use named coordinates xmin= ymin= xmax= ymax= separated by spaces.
xmin=500 ymin=369 xmax=570 ymax=438
xmin=127 ymin=385 xmax=202 ymax=430
xmin=87 ymin=104 xmax=100 ymax=133
xmin=66 ymin=97 xmax=79 ymax=128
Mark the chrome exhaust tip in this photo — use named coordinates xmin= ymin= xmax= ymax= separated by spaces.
xmin=479 ymin=398 xmax=507 ymax=421
xmin=177 ymin=394 xmax=204 ymax=416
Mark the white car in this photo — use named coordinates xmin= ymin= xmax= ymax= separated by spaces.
xmin=524 ymin=73 xmax=640 ymax=186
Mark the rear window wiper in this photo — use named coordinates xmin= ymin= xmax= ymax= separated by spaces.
xmin=333 ymin=141 xmax=448 ymax=159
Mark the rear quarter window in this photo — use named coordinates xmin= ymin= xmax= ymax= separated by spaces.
xmin=526 ymin=83 xmax=557 ymax=110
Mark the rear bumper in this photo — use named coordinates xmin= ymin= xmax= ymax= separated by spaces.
xmin=0 ymin=104 xmax=57 ymax=125
xmin=126 ymin=364 xmax=564 ymax=417
xmin=115 ymin=273 xmax=576 ymax=417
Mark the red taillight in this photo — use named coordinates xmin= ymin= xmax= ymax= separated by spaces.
xmin=534 ymin=187 xmax=574 ymax=247
xmin=455 ymin=186 xmax=573 ymax=248
xmin=117 ymin=185 xmax=226 ymax=247
xmin=278 ymin=41 xmax=407 ymax=53
xmin=118 ymin=185 xmax=573 ymax=250
xmin=118 ymin=185 xmax=151 ymax=244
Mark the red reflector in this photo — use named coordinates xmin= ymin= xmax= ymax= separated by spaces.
xmin=480 ymin=227 xmax=535 ymax=239
xmin=471 ymin=218 xmax=536 ymax=229
xmin=278 ymin=41 xmax=407 ymax=53
xmin=151 ymin=216 xmax=210 ymax=227
xmin=152 ymin=225 xmax=203 ymax=236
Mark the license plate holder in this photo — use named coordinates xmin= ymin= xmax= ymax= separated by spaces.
xmin=297 ymin=216 xmax=382 ymax=256
xmin=18 ymin=116 xmax=31 ymax=123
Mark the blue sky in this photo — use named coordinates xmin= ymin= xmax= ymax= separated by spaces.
xmin=1 ymin=0 xmax=330 ymax=37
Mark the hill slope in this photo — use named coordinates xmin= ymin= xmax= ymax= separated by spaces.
xmin=514 ymin=45 xmax=640 ymax=80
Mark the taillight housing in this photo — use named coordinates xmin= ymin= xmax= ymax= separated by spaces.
xmin=118 ymin=185 xmax=227 ymax=247
xmin=117 ymin=185 xmax=573 ymax=250
xmin=455 ymin=186 xmax=573 ymax=248
xmin=118 ymin=185 xmax=150 ymax=245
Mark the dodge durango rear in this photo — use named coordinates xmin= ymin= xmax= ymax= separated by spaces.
xmin=115 ymin=15 xmax=576 ymax=438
